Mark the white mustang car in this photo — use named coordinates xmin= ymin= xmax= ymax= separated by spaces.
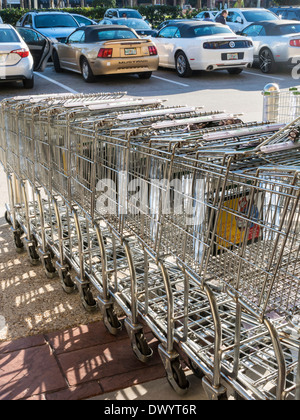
xmin=151 ymin=21 xmax=254 ymax=77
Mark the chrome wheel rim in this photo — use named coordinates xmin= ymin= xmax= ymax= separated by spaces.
xmin=82 ymin=61 xmax=89 ymax=80
xmin=259 ymin=50 xmax=272 ymax=73
xmin=176 ymin=54 xmax=187 ymax=75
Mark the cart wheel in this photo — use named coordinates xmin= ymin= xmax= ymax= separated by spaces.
xmin=28 ymin=245 xmax=40 ymax=266
xmin=105 ymin=307 xmax=121 ymax=329
xmin=60 ymin=270 xmax=76 ymax=294
xmin=189 ymin=358 xmax=205 ymax=379
xmin=134 ymin=331 xmax=152 ymax=358
xmin=167 ymin=359 xmax=189 ymax=391
xmin=81 ymin=286 xmax=98 ymax=312
xmin=13 ymin=231 xmax=24 ymax=253
xmin=4 ymin=211 xmax=12 ymax=226
xmin=43 ymin=257 xmax=57 ymax=279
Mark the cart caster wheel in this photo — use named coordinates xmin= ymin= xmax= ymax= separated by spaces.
xmin=13 ymin=231 xmax=24 ymax=253
xmin=60 ymin=270 xmax=76 ymax=294
xmin=189 ymin=358 xmax=205 ymax=379
xmin=132 ymin=331 xmax=153 ymax=363
xmin=81 ymin=286 xmax=98 ymax=312
xmin=104 ymin=306 xmax=122 ymax=335
xmin=28 ymin=245 xmax=40 ymax=266
xmin=4 ymin=211 xmax=12 ymax=226
xmin=167 ymin=359 xmax=189 ymax=394
xmin=43 ymin=257 xmax=57 ymax=279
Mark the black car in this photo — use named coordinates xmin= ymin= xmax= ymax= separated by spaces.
xmin=99 ymin=18 xmax=157 ymax=36
xmin=270 ymin=7 xmax=300 ymax=21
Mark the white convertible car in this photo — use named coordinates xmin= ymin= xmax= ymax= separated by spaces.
xmin=151 ymin=21 xmax=254 ymax=77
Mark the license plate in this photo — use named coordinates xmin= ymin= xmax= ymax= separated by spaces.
xmin=125 ymin=48 xmax=137 ymax=56
xmin=227 ymin=53 xmax=238 ymax=60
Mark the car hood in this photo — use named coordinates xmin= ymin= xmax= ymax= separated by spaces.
xmin=36 ymin=27 xmax=77 ymax=39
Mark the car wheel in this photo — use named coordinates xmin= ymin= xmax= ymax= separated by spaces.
xmin=23 ymin=76 xmax=34 ymax=89
xmin=138 ymin=71 xmax=152 ymax=79
xmin=227 ymin=68 xmax=243 ymax=75
xmin=259 ymin=48 xmax=276 ymax=74
xmin=53 ymin=51 xmax=63 ymax=73
xmin=175 ymin=51 xmax=192 ymax=77
xmin=81 ymin=58 xmax=95 ymax=83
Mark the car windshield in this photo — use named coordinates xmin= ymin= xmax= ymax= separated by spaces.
xmin=114 ymin=18 xmax=150 ymax=29
xmin=35 ymin=14 xmax=78 ymax=28
xmin=186 ymin=24 xmax=233 ymax=37
xmin=279 ymin=24 xmax=300 ymax=34
xmin=242 ymin=10 xmax=279 ymax=22
xmin=0 ymin=28 xmax=20 ymax=43
xmin=88 ymin=29 xmax=138 ymax=42
xmin=120 ymin=10 xmax=142 ymax=18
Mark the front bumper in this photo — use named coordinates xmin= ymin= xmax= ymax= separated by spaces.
xmin=90 ymin=55 xmax=159 ymax=76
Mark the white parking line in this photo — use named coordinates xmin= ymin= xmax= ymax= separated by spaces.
xmin=34 ymin=72 xmax=79 ymax=94
xmin=152 ymin=75 xmax=190 ymax=87
xmin=243 ymin=70 xmax=285 ymax=81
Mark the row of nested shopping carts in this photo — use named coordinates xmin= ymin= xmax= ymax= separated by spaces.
xmin=0 ymin=90 xmax=299 ymax=400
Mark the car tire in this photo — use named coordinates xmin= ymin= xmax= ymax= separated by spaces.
xmin=259 ymin=48 xmax=276 ymax=74
xmin=138 ymin=71 xmax=152 ymax=79
xmin=81 ymin=58 xmax=95 ymax=83
xmin=227 ymin=68 xmax=243 ymax=75
xmin=53 ymin=51 xmax=63 ymax=73
xmin=175 ymin=51 xmax=192 ymax=77
xmin=23 ymin=76 xmax=34 ymax=89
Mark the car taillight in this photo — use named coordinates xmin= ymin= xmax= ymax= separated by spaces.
xmin=290 ymin=39 xmax=300 ymax=47
xmin=148 ymin=46 xmax=157 ymax=55
xmin=97 ymin=48 xmax=113 ymax=58
xmin=10 ymin=48 xmax=29 ymax=58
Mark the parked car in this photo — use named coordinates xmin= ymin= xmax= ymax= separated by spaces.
xmin=195 ymin=11 xmax=218 ymax=21
xmin=99 ymin=17 xmax=157 ymax=36
xmin=104 ymin=8 xmax=144 ymax=20
xmin=240 ymin=20 xmax=300 ymax=73
xmin=52 ymin=25 xmax=159 ymax=82
xmin=0 ymin=24 xmax=51 ymax=88
xmin=156 ymin=19 xmax=192 ymax=31
xmin=215 ymin=8 xmax=280 ymax=33
xmin=16 ymin=11 xmax=80 ymax=43
xmin=151 ymin=21 xmax=253 ymax=77
xmin=71 ymin=14 xmax=98 ymax=26
xmin=270 ymin=7 xmax=300 ymax=22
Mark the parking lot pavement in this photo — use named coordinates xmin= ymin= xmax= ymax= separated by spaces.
xmin=0 ymin=65 xmax=298 ymax=123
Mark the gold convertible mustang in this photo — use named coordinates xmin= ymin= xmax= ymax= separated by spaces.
xmin=52 ymin=24 xmax=159 ymax=82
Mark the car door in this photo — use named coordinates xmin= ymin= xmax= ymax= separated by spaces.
xmin=59 ymin=29 xmax=85 ymax=71
xmin=242 ymin=24 xmax=265 ymax=58
xmin=154 ymin=26 xmax=179 ymax=67
xmin=16 ymin=27 xmax=52 ymax=71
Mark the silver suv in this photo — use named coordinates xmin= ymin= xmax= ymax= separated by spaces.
xmin=16 ymin=11 xmax=79 ymax=42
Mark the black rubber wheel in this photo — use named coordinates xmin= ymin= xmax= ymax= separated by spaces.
xmin=175 ymin=51 xmax=192 ymax=77
xmin=81 ymin=58 xmax=96 ymax=83
xmin=43 ymin=257 xmax=56 ymax=279
xmin=28 ymin=245 xmax=40 ymax=266
xmin=81 ymin=286 xmax=97 ymax=312
xmin=259 ymin=48 xmax=276 ymax=74
xmin=227 ymin=68 xmax=243 ymax=75
xmin=168 ymin=359 xmax=189 ymax=390
xmin=53 ymin=50 xmax=63 ymax=73
xmin=138 ymin=71 xmax=152 ymax=79
xmin=60 ymin=270 xmax=76 ymax=294
xmin=135 ymin=331 xmax=152 ymax=357
xmin=105 ymin=307 xmax=121 ymax=329
xmin=23 ymin=76 xmax=34 ymax=89
xmin=13 ymin=231 xmax=24 ymax=253
xmin=4 ymin=211 xmax=12 ymax=226
xmin=189 ymin=357 xmax=205 ymax=379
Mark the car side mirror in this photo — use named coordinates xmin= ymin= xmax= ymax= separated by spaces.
xmin=236 ymin=17 xmax=243 ymax=24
